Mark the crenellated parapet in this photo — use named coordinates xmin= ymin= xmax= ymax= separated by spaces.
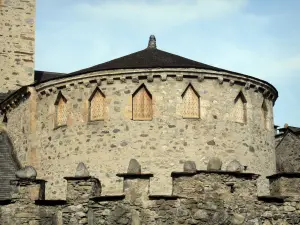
xmin=171 ymin=170 xmax=259 ymax=199
xmin=63 ymin=176 xmax=101 ymax=224
xmin=10 ymin=179 xmax=46 ymax=203
xmin=2 ymin=161 xmax=300 ymax=224
xmin=267 ymin=172 xmax=300 ymax=198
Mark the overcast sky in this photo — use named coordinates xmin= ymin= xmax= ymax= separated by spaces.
xmin=35 ymin=0 xmax=300 ymax=128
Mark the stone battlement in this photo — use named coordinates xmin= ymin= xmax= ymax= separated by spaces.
xmin=1 ymin=164 xmax=300 ymax=224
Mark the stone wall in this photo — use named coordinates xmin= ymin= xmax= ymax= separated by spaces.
xmin=35 ymin=73 xmax=275 ymax=199
xmin=1 ymin=169 xmax=300 ymax=225
xmin=4 ymin=91 xmax=31 ymax=166
xmin=276 ymin=132 xmax=300 ymax=172
xmin=2 ymin=69 xmax=277 ymax=199
xmin=0 ymin=0 xmax=35 ymax=93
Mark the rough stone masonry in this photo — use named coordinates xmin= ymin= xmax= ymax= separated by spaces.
xmin=0 ymin=1 xmax=278 ymax=199
xmin=0 ymin=0 xmax=35 ymax=93
xmin=2 ymin=73 xmax=277 ymax=199
xmin=0 ymin=1 xmax=289 ymax=223
xmin=1 ymin=161 xmax=300 ymax=225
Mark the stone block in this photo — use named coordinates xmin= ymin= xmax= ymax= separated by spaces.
xmin=198 ymin=74 xmax=205 ymax=82
xmin=127 ymin=159 xmax=141 ymax=174
xmin=226 ymin=160 xmax=243 ymax=172
xmin=268 ymin=173 xmax=300 ymax=197
xmin=207 ymin=157 xmax=222 ymax=171
xmin=75 ymin=162 xmax=90 ymax=177
xmin=15 ymin=166 xmax=37 ymax=180
xmin=10 ymin=179 xmax=46 ymax=202
xmin=183 ymin=161 xmax=197 ymax=172
xmin=64 ymin=177 xmax=101 ymax=202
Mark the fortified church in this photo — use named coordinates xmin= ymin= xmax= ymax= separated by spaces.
xmin=1 ymin=1 xmax=300 ymax=224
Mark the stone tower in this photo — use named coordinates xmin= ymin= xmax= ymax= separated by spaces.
xmin=0 ymin=0 xmax=36 ymax=94
xmin=1 ymin=34 xmax=278 ymax=199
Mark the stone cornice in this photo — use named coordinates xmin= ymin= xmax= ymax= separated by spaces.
xmin=34 ymin=68 xmax=278 ymax=102
xmin=0 ymin=68 xmax=278 ymax=113
xmin=0 ymin=87 xmax=30 ymax=114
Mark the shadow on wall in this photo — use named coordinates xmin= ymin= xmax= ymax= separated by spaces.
xmin=0 ymin=129 xmax=21 ymax=200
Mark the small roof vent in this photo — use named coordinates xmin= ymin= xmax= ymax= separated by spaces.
xmin=147 ymin=35 xmax=156 ymax=49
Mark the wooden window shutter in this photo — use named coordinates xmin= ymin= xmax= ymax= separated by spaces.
xmin=132 ymin=84 xmax=152 ymax=120
xmin=182 ymin=84 xmax=200 ymax=118
xmin=55 ymin=92 xmax=67 ymax=127
xmin=89 ymin=88 xmax=105 ymax=121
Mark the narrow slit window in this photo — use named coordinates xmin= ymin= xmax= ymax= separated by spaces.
xmin=55 ymin=92 xmax=67 ymax=127
xmin=89 ymin=88 xmax=105 ymax=121
xmin=2 ymin=114 xmax=8 ymax=123
xmin=262 ymin=100 xmax=270 ymax=130
xmin=233 ymin=91 xmax=247 ymax=124
xmin=132 ymin=84 xmax=152 ymax=120
xmin=182 ymin=84 xmax=200 ymax=118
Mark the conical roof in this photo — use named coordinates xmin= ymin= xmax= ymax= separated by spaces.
xmin=35 ymin=35 xmax=276 ymax=96
xmin=68 ymin=35 xmax=244 ymax=77
xmin=68 ymin=47 xmax=237 ymax=76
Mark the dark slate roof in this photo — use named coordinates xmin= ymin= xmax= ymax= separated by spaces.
xmin=34 ymin=70 xmax=66 ymax=83
xmin=276 ymin=126 xmax=300 ymax=139
xmin=14 ymin=35 xmax=276 ymax=100
xmin=37 ymin=35 xmax=273 ymax=85
xmin=289 ymin=126 xmax=300 ymax=133
xmin=278 ymin=126 xmax=300 ymax=134
xmin=288 ymin=126 xmax=300 ymax=134
xmin=0 ymin=132 xmax=20 ymax=200
xmin=67 ymin=48 xmax=243 ymax=77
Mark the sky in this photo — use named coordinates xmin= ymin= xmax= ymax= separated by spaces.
xmin=35 ymin=0 xmax=300 ymax=128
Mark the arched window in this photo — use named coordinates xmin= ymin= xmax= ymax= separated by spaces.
xmin=182 ymin=84 xmax=200 ymax=118
xmin=54 ymin=91 xmax=67 ymax=127
xmin=132 ymin=84 xmax=152 ymax=120
xmin=233 ymin=91 xmax=247 ymax=124
xmin=89 ymin=87 xmax=105 ymax=121
xmin=262 ymin=99 xmax=270 ymax=130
